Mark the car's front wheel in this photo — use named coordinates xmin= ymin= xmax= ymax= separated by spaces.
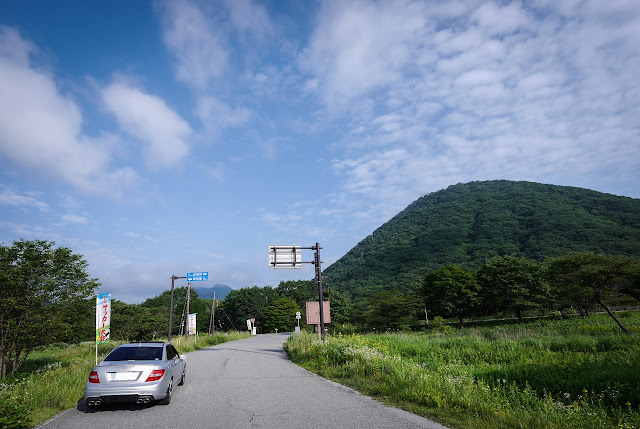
xmin=178 ymin=367 xmax=185 ymax=386
xmin=158 ymin=378 xmax=172 ymax=405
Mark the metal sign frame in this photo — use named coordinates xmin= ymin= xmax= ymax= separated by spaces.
xmin=268 ymin=243 xmax=326 ymax=341
xmin=268 ymin=245 xmax=302 ymax=268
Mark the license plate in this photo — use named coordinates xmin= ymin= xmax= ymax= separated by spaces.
xmin=109 ymin=372 xmax=140 ymax=381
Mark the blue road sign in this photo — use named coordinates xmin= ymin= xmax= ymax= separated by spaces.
xmin=187 ymin=272 xmax=209 ymax=281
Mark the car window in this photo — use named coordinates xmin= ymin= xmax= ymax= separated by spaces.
xmin=104 ymin=346 xmax=163 ymax=361
xmin=166 ymin=345 xmax=176 ymax=360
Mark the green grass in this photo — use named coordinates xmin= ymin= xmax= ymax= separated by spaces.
xmin=284 ymin=312 xmax=640 ymax=429
xmin=0 ymin=331 xmax=250 ymax=428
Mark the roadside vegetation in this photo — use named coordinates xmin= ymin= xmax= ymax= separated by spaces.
xmin=285 ymin=312 xmax=640 ymax=429
xmin=3 ymin=205 xmax=640 ymax=429
xmin=0 ymin=332 xmax=249 ymax=429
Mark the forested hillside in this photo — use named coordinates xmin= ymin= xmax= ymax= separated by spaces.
xmin=324 ymin=181 xmax=640 ymax=303
xmin=193 ymin=284 xmax=232 ymax=300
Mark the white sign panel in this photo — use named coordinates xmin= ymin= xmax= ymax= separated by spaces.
xmin=268 ymin=245 xmax=302 ymax=269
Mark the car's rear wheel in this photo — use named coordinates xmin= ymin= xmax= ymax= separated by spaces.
xmin=158 ymin=378 xmax=172 ymax=405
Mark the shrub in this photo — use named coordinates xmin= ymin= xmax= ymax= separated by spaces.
xmin=0 ymin=392 xmax=32 ymax=429
xmin=429 ymin=316 xmax=452 ymax=333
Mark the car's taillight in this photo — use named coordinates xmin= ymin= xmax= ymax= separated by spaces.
xmin=88 ymin=370 xmax=100 ymax=383
xmin=145 ymin=369 xmax=165 ymax=382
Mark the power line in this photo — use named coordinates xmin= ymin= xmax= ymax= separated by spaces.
xmin=174 ymin=278 xmax=315 ymax=284
xmin=218 ymin=306 xmax=237 ymax=330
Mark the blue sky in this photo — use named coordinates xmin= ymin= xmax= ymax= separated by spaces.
xmin=1 ymin=0 xmax=639 ymax=303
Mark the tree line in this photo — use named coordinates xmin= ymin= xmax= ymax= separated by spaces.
xmin=417 ymin=253 xmax=639 ymax=332
xmin=1 ymin=239 xmax=638 ymax=379
xmin=0 ymin=239 xmax=354 ymax=378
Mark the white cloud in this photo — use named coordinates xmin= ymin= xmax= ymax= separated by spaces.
xmin=298 ymin=0 xmax=640 ymax=225
xmin=222 ymin=0 xmax=272 ymax=36
xmin=158 ymin=0 xmax=275 ymax=89
xmin=196 ymin=96 xmax=251 ymax=131
xmin=101 ymin=81 xmax=192 ymax=169
xmin=0 ymin=220 xmax=54 ymax=239
xmin=60 ymin=214 xmax=90 ymax=225
xmin=299 ymin=0 xmax=427 ymax=107
xmin=0 ymin=27 xmax=137 ymax=195
xmin=0 ymin=187 xmax=49 ymax=212
xmin=470 ymin=2 xmax=529 ymax=36
xmin=455 ymin=69 xmax=503 ymax=87
xmin=158 ymin=0 xmax=229 ymax=89
xmin=262 ymin=210 xmax=302 ymax=227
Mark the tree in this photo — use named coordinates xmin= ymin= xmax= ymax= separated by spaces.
xmin=140 ymin=286 xmax=214 ymax=336
xmin=364 ymin=290 xmax=420 ymax=330
xmin=547 ymin=252 xmax=638 ymax=334
xmin=422 ymin=265 xmax=479 ymax=327
xmin=264 ymin=298 xmax=300 ymax=332
xmin=327 ymin=290 xmax=353 ymax=325
xmin=275 ymin=280 xmax=317 ymax=307
xmin=0 ymin=239 xmax=99 ymax=378
xmin=220 ymin=286 xmax=278 ymax=333
xmin=619 ymin=258 xmax=640 ymax=303
xmin=108 ymin=301 xmax=168 ymax=341
xmin=476 ymin=256 xmax=550 ymax=323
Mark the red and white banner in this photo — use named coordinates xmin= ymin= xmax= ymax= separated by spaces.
xmin=188 ymin=313 xmax=196 ymax=335
xmin=96 ymin=293 xmax=111 ymax=344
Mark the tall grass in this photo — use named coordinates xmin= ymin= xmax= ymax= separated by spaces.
xmin=0 ymin=331 xmax=250 ymax=428
xmin=284 ymin=312 xmax=640 ymax=429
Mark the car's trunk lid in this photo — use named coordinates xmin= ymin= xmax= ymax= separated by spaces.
xmin=97 ymin=361 xmax=160 ymax=384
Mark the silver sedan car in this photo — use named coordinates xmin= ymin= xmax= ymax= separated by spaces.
xmin=83 ymin=342 xmax=186 ymax=407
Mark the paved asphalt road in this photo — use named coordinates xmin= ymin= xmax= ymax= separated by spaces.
xmin=38 ymin=333 xmax=449 ymax=429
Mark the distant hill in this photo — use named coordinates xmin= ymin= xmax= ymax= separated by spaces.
xmin=193 ymin=284 xmax=232 ymax=300
xmin=323 ymin=180 xmax=640 ymax=304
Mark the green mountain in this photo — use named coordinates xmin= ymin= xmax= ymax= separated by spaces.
xmin=193 ymin=284 xmax=232 ymax=300
xmin=324 ymin=180 xmax=640 ymax=303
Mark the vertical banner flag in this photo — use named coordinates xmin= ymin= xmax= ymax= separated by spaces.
xmin=188 ymin=313 xmax=196 ymax=335
xmin=96 ymin=293 xmax=111 ymax=344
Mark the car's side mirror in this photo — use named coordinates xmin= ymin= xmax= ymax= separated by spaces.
xmin=180 ymin=354 xmax=186 ymax=360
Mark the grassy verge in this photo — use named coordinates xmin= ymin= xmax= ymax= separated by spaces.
xmin=167 ymin=331 xmax=251 ymax=354
xmin=0 ymin=331 xmax=250 ymax=429
xmin=284 ymin=312 xmax=640 ymax=429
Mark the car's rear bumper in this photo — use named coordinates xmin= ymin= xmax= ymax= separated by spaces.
xmin=85 ymin=394 xmax=156 ymax=406
xmin=83 ymin=380 xmax=168 ymax=403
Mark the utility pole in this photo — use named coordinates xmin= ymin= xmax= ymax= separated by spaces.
xmin=179 ymin=307 xmax=185 ymax=336
xmin=313 ymin=243 xmax=325 ymax=342
xmin=185 ymin=282 xmax=191 ymax=340
xmin=169 ymin=275 xmax=186 ymax=341
xmin=326 ymin=275 xmax=331 ymax=335
xmin=209 ymin=291 xmax=216 ymax=335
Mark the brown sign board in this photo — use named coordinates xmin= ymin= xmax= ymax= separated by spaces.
xmin=306 ymin=301 xmax=331 ymax=324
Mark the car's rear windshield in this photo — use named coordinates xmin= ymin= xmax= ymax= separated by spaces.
xmin=104 ymin=346 xmax=163 ymax=361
